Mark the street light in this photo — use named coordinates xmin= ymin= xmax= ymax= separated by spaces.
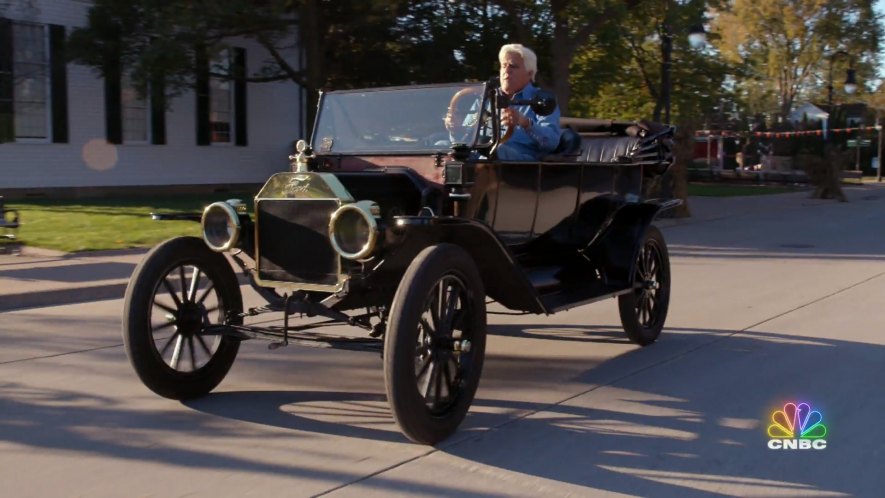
xmin=826 ymin=50 xmax=857 ymax=119
xmin=688 ymin=25 xmax=707 ymax=49
xmin=660 ymin=24 xmax=706 ymax=124
xmin=844 ymin=69 xmax=858 ymax=95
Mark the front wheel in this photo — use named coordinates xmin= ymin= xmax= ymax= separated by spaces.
xmin=618 ymin=225 xmax=671 ymax=346
xmin=122 ymin=237 xmax=242 ymax=400
xmin=384 ymin=244 xmax=487 ymax=445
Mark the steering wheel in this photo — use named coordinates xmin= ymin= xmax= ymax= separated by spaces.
xmin=445 ymin=87 xmax=482 ymax=141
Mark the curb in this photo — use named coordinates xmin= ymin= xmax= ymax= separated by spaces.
xmin=19 ymin=245 xmax=68 ymax=258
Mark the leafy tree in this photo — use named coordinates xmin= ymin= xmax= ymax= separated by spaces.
xmin=68 ymin=1 xmax=299 ymax=94
xmin=68 ymin=0 xmax=408 ymax=125
xmin=569 ymin=0 xmax=729 ymax=124
xmin=388 ymin=0 xmax=515 ymax=84
xmin=491 ymin=0 xmax=645 ymax=115
xmin=389 ymin=0 xmax=649 ymax=114
xmin=68 ymin=0 xmax=657 ymax=118
xmin=712 ymin=0 xmax=880 ymax=201
xmin=712 ymin=0 xmax=881 ymax=118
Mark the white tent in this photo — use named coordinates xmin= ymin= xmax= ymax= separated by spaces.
xmin=788 ymin=102 xmax=829 ymax=138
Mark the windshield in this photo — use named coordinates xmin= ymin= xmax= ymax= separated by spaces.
xmin=311 ymin=83 xmax=488 ymax=154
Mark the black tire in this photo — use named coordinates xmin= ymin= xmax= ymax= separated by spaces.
xmin=384 ymin=243 xmax=487 ymax=445
xmin=618 ymin=225 xmax=671 ymax=346
xmin=123 ymin=236 xmax=242 ymax=400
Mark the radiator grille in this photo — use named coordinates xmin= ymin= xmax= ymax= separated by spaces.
xmin=256 ymin=199 xmax=340 ymax=286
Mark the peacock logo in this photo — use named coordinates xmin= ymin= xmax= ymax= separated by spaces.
xmin=767 ymin=402 xmax=828 ymax=450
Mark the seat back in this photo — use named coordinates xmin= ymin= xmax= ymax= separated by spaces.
xmin=543 ymin=118 xmax=671 ymax=165
xmin=580 ymin=135 xmax=642 ymax=163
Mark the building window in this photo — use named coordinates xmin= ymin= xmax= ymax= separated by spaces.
xmin=209 ymin=51 xmax=232 ymax=143
xmin=0 ymin=20 xmax=67 ymax=144
xmin=12 ymin=22 xmax=48 ymax=139
xmin=121 ymin=75 xmax=149 ymax=142
xmin=196 ymin=46 xmax=245 ymax=146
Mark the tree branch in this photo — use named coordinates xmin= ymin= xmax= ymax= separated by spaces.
xmin=623 ymin=29 xmax=657 ymax=100
xmin=256 ymin=34 xmax=310 ymax=90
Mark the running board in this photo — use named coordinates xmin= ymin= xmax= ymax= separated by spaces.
xmin=203 ymin=323 xmax=383 ymax=353
xmin=540 ymin=284 xmax=634 ymax=313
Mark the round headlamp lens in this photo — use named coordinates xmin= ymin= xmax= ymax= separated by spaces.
xmin=329 ymin=202 xmax=379 ymax=260
xmin=202 ymin=202 xmax=240 ymax=252
xmin=335 ymin=209 xmax=371 ymax=255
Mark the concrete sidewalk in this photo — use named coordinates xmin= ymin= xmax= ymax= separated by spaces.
xmin=2 ymin=183 xmax=884 ymax=312
xmin=0 ymin=247 xmax=148 ymax=311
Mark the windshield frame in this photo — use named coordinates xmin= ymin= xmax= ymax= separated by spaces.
xmin=310 ymin=82 xmax=490 ymax=156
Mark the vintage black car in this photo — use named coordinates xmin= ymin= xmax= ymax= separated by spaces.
xmin=123 ymin=80 xmax=679 ymax=445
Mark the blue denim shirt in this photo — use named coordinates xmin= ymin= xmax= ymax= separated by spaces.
xmin=498 ymin=84 xmax=561 ymax=160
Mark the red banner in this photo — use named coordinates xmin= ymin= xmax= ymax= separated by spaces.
xmin=700 ymin=126 xmax=877 ymax=139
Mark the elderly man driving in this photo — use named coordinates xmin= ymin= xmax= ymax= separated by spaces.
xmin=496 ymin=43 xmax=561 ymax=161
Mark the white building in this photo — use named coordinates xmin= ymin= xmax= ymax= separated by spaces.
xmin=788 ymin=102 xmax=828 ymax=126
xmin=0 ymin=0 xmax=305 ymax=194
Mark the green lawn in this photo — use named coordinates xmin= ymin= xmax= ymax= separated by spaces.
xmin=4 ymin=183 xmax=808 ymax=253
xmin=5 ymin=193 xmax=255 ymax=253
xmin=687 ymin=183 xmax=805 ymax=197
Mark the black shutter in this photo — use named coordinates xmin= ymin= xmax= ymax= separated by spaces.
xmin=195 ymin=47 xmax=210 ymax=145
xmin=150 ymin=70 xmax=166 ymax=144
xmin=233 ymin=47 xmax=247 ymax=146
xmin=103 ymin=49 xmax=122 ymax=144
xmin=49 ymin=24 xmax=68 ymax=143
xmin=0 ymin=19 xmax=13 ymax=143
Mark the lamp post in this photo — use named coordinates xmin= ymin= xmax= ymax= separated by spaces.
xmin=826 ymin=50 xmax=857 ymax=140
xmin=874 ymin=107 xmax=883 ymax=182
xmin=659 ymin=24 xmax=706 ymax=124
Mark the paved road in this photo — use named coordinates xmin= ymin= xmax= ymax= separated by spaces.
xmin=2 ymin=189 xmax=885 ymax=497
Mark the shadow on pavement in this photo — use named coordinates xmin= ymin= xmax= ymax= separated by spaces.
xmin=185 ymin=391 xmax=401 ymax=443
xmin=2 ymin=323 xmax=868 ymax=496
xmin=1 ymin=317 xmax=879 ymax=496
xmin=0 ymin=261 xmax=136 ymax=282
xmin=439 ymin=325 xmax=874 ymax=497
xmin=0 ymin=381 xmax=503 ymax=497
xmin=488 ymin=323 xmax=630 ymax=344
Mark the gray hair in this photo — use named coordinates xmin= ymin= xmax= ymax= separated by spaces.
xmin=499 ymin=43 xmax=538 ymax=81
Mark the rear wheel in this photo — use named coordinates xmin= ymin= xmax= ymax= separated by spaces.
xmin=123 ymin=237 xmax=242 ymax=399
xmin=384 ymin=244 xmax=487 ymax=445
xmin=618 ymin=225 xmax=670 ymax=346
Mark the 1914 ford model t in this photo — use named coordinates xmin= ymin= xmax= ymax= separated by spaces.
xmin=123 ymin=80 xmax=679 ymax=445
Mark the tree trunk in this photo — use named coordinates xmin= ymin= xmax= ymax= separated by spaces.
xmin=807 ymin=145 xmax=847 ymax=202
xmin=551 ymin=43 xmax=574 ymax=116
xmin=668 ymin=121 xmax=693 ymax=217
xmin=654 ymin=27 xmax=671 ymax=124
xmin=301 ymin=0 xmax=324 ymax=129
xmin=550 ymin=2 xmax=574 ymax=116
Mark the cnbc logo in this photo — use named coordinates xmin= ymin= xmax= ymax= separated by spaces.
xmin=767 ymin=402 xmax=828 ymax=450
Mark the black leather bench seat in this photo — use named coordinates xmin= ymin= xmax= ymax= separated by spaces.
xmin=542 ymin=117 xmax=670 ymax=164
xmin=542 ymin=128 xmax=642 ymax=164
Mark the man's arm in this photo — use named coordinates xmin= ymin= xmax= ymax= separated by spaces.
xmin=523 ymin=107 xmax=561 ymax=154
xmin=503 ymin=106 xmax=562 ymax=154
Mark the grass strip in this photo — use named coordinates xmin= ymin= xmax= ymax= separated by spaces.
xmin=5 ymin=193 xmax=254 ymax=252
